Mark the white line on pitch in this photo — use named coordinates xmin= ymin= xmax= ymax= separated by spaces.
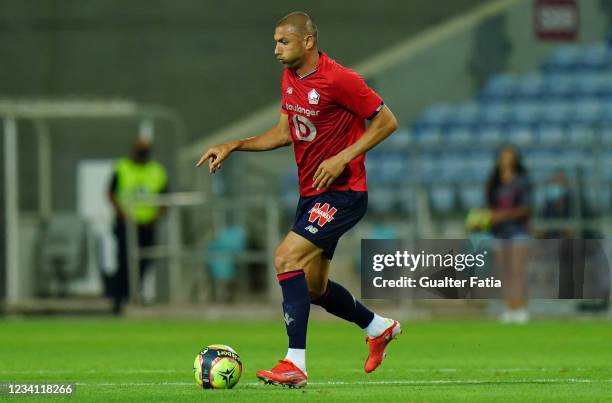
xmin=69 ymin=379 xmax=612 ymax=387
xmin=2 ymin=367 xmax=610 ymax=375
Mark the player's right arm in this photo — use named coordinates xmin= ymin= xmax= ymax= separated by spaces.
xmin=196 ymin=113 xmax=292 ymax=173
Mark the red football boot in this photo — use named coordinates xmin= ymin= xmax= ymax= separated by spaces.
xmin=256 ymin=359 xmax=308 ymax=388
xmin=364 ymin=319 xmax=401 ymax=373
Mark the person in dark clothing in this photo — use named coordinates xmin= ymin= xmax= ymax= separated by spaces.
xmin=486 ymin=144 xmax=532 ymax=323
xmin=108 ymin=139 xmax=168 ymax=314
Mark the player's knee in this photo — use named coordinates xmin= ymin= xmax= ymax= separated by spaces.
xmin=274 ymin=246 xmax=297 ymax=274
xmin=308 ymin=287 xmax=325 ymax=301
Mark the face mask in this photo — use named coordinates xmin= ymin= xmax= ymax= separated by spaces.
xmin=134 ymin=149 xmax=150 ymax=163
xmin=545 ymin=184 xmax=566 ymax=201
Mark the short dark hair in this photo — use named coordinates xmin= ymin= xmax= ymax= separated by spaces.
xmin=277 ymin=11 xmax=318 ymax=42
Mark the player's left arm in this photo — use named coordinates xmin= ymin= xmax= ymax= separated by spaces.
xmin=312 ymin=105 xmax=398 ymax=191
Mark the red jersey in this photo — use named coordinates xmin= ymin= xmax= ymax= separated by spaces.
xmin=281 ymin=52 xmax=384 ymax=196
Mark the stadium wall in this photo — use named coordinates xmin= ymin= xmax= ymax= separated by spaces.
xmin=0 ymin=0 xmax=487 ymax=213
xmin=185 ymin=0 xmax=610 ymax=199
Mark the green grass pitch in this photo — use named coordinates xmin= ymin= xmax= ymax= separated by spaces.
xmin=0 ymin=317 xmax=611 ymax=402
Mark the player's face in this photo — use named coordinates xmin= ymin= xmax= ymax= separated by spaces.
xmin=274 ymin=25 xmax=306 ymax=69
xmin=498 ymin=147 xmax=517 ymax=170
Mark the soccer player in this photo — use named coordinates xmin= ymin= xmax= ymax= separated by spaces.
xmin=197 ymin=11 xmax=400 ymax=388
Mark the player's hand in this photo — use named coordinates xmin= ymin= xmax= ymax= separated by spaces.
xmin=196 ymin=142 xmax=235 ymax=174
xmin=312 ymin=155 xmax=348 ymax=191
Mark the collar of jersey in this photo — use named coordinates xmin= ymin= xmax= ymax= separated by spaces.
xmin=295 ymin=51 xmax=325 ymax=80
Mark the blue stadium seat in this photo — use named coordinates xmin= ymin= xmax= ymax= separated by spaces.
xmin=544 ymin=74 xmax=577 ymax=98
xmin=505 ymin=123 xmax=533 ymax=145
xmin=459 ymin=184 xmax=486 ymax=210
xmin=515 ymin=73 xmax=545 ymax=99
xmin=411 ymin=124 xmax=443 ymax=145
xmin=443 ymin=124 xmax=474 ymax=144
xmin=473 ymin=124 xmax=503 ymax=145
xmin=464 ymin=151 xmax=494 ymax=182
xmin=416 ymin=152 xmax=442 ymax=184
xmin=378 ymin=152 xmax=406 ymax=184
xmin=279 ymin=171 xmax=299 ymax=211
xmin=600 ymin=99 xmax=612 ymax=123
xmin=429 ymin=185 xmax=456 ymax=213
xmin=575 ymin=73 xmax=605 ymax=97
xmin=542 ymin=45 xmax=584 ymax=72
xmin=510 ymin=102 xmax=542 ymax=125
xmin=524 ymin=149 xmax=559 ymax=181
xmin=581 ymin=44 xmax=610 ymax=71
xmin=381 ymin=128 xmax=411 ymax=150
xmin=600 ymin=125 xmax=612 ymax=145
xmin=480 ymin=102 xmax=511 ymax=125
xmin=368 ymin=186 xmax=397 ymax=214
xmin=600 ymin=152 xmax=612 ymax=181
xmin=481 ymin=74 xmax=517 ymax=100
xmin=454 ymin=102 xmax=480 ymax=125
xmin=420 ymin=103 xmax=454 ymax=125
xmin=536 ymin=123 xmax=566 ymax=144
xmin=572 ymin=97 xmax=602 ymax=123
xmin=567 ymin=123 xmax=595 ymax=144
xmin=438 ymin=151 xmax=466 ymax=182
xmin=207 ymin=225 xmax=247 ymax=281
xmin=541 ymin=101 xmax=571 ymax=124
xmin=397 ymin=187 xmax=417 ymax=214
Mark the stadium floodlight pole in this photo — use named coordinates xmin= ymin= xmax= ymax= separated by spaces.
xmin=4 ymin=117 xmax=19 ymax=305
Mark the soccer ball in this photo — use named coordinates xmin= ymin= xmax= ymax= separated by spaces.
xmin=193 ymin=344 xmax=242 ymax=389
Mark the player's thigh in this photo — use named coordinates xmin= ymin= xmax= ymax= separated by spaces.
xmin=274 ymin=231 xmax=323 ymax=274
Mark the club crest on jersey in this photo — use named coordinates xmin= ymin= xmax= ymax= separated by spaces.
xmin=308 ymin=89 xmax=320 ymax=105
xmin=308 ymin=203 xmax=337 ymax=227
xmin=286 ymin=87 xmax=293 ymax=94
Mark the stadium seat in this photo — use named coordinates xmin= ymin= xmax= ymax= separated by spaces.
xmin=459 ymin=184 xmax=486 ymax=210
xmin=438 ymin=151 xmax=466 ymax=182
xmin=567 ymin=123 xmax=595 ymax=144
xmin=464 ymin=151 xmax=494 ymax=182
xmin=542 ymin=45 xmax=584 ymax=72
xmin=515 ymin=73 xmax=545 ymax=99
xmin=481 ymin=73 xmax=517 ymax=100
xmin=429 ymin=185 xmax=456 ymax=213
xmin=480 ymin=102 xmax=511 ymax=125
xmin=420 ymin=103 xmax=454 ymax=125
xmin=536 ymin=123 xmax=565 ymax=144
xmin=368 ymin=186 xmax=398 ymax=214
xmin=411 ymin=124 xmax=443 ymax=145
xmin=600 ymin=99 xmax=612 ymax=123
xmin=454 ymin=102 xmax=480 ymax=125
xmin=378 ymin=152 xmax=406 ymax=184
xmin=544 ymin=74 xmax=577 ymax=98
xmin=397 ymin=187 xmax=417 ymax=213
xmin=572 ymin=97 xmax=602 ymax=123
xmin=602 ymin=152 xmax=612 ymax=181
xmin=475 ymin=124 xmax=504 ymax=145
xmin=443 ymin=124 xmax=474 ymax=144
xmin=541 ymin=101 xmax=572 ymax=124
xmin=206 ymin=225 xmax=246 ymax=281
xmin=415 ymin=152 xmax=441 ymax=183
xmin=510 ymin=102 xmax=542 ymax=125
xmin=506 ymin=123 xmax=533 ymax=145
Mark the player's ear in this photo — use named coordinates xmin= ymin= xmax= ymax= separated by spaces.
xmin=304 ymin=34 xmax=315 ymax=50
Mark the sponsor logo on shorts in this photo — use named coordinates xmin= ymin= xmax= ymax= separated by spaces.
xmin=308 ymin=203 xmax=337 ymax=227
xmin=305 ymin=225 xmax=319 ymax=234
